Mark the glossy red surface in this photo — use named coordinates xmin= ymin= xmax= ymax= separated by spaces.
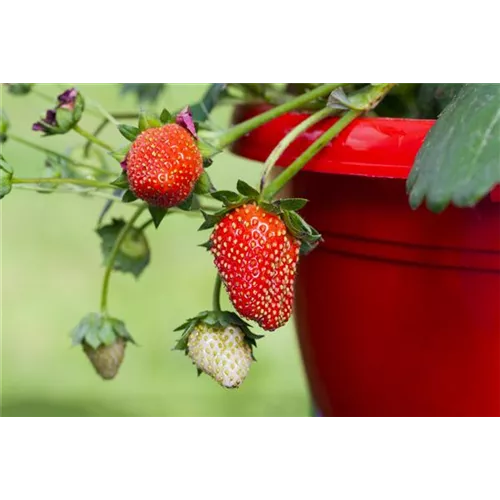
xmin=232 ymin=104 xmax=500 ymax=416
xmin=232 ymin=104 xmax=435 ymax=178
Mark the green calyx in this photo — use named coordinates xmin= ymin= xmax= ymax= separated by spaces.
xmin=0 ymin=155 xmax=14 ymax=199
xmin=198 ymin=179 xmax=322 ymax=255
xmin=70 ymin=312 xmax=135 ymax=350
xmin=116 ymin=108 xmax=220 ymax=164
xmin=173 ymin=310 xmax=263 ymax=352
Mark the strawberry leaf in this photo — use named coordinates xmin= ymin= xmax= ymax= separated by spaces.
xmin=221 ymin=312 xmax=264 ymax=341
xmin=190 ymin=83 xmax=227 ymax=122
xmin=282 ymin=210 xmax=310 ymax=238
xmin=160 ymin=108 xmax=174 ymax=124
xmin=122 ymin=190 xmax=137 ymax=203
xmin=96 ymin=218 xmax=150 ymax=277
xmin=71 ymin=313 xmax=102 ymax=346
xmin=84 ymin=329 xmax=102 ymax=349
xmin=194 ymin=171 xmax=215 ymax=195
xmin=173 ymin=317 xmax=199 ymax=351
xmin=178 ymin=193 xmax=201 ymax=212
xmin=109 ymin=144 xmax=130 ymax=163
xmin=138 ymin=111 xmax=162 ymax=132
xmin=110 ymin=171 xmax=129 ymax=189
xmin=198 ymin=208 xmax=231 ymax=230
xmin=258 ymin=201 xmax=282 ymax=215
xmin=236 ymin=180 xmax=260 ymax=198
xmin=408 ymin=84 xmax=500 ymax=212
xmin=211 ymin=190 xmax=244 ymax=205
xmin=197 ymin=139 xmax=222 ymax=161
xmin=276 ymin=198 xmax=308 ymax=211
xmin=70 ymin=313 xmax=135 ymax=349
xmin=109 ymin=318 xmax=136 ymax=344
xmin=118 ymin=124 xmax=140 ymax=142
xmin=199 ymin=240 xmax=213 ymax=251
xmin=282 ymin=210 xmax=322 ymax=253
xmin=148 ymin=206 xmax=168 ymax=228
xmin=98 ymin=321 xmax=116 ymax=346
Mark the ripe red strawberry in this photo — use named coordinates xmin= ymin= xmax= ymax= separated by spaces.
xmin=210 ymin=203 xmax=301 ymax=331
xmin=126 ymin=123 xmax=203 ymax=208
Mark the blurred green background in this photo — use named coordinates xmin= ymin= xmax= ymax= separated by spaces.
xmin=1 ymin=84 xmax=310 ymax=416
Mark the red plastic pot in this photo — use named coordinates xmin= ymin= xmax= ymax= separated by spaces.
xmin=232 ymin=104 xmax=500 ymax=417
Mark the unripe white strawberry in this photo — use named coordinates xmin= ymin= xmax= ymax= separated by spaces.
xmin=187 ymin=323 xmax=253 ymax=388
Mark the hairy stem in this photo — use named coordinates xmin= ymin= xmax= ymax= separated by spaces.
xmin=212 ymin=274 xmax=222 ymax=312
xmin=73 ymin=124 xmax=114 ymax=152
xmin=260 ymin=106 xmax=333 ymax=191
xmin=100 ymin=205 xmax=147 ymax=314
xmin=215 ymin=83 xmax=344 ymax=149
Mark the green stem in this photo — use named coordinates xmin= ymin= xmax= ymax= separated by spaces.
xmin=212 ymin=274 xmax=222 ymax=312
xmin=84 ymin=119 xmax=109 ymax=158
xmin=86 ymin=99 xmax=119 ymax=126
xmin=138 ymin=218 xmax=155 ymax=232
xmin=215 ymin=83 xmax=344 ymax=149
xmin=12 ymin=184 xmax=133 ymax=203
xmin=12 ymin=177 xmax=113 ymax=190
xmin=100 ymin=205 xmax=147 ymax=314
xmin=83 ymin=113 xmax=140 ymax=158
xmin=73 ymin=124 xmax=114 ymax=152
xmin=260 ymin=106 xmax=333 ymax=191
xmin=261 ymin=84 xmax=397 ymax=201
xmin=9 ymin=134 xmax=108 ymax=171
xmin=261 ymin=110 xmax=361 ymax=201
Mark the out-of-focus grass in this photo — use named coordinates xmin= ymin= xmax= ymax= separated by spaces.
xmin=0 ymin=84 xmax=309 ymax=416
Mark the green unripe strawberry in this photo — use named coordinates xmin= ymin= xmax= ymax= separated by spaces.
xmin=71 ymin=313 xmax=135 ymax=381
xmin=83 ymin=337 xmax=126 ymax=380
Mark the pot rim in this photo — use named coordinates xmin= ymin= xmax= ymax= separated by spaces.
xmin=231 ymin=103 xmax=436 ymax=180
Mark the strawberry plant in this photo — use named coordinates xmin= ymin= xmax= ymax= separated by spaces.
xmin=1 ymin=83 xmax=498 ymax=388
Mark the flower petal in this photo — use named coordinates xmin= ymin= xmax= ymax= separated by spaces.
xmin=176 ymin=106 xmax=197 ymax=138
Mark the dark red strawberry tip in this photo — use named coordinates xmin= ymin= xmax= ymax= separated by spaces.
xmin=126 ymin=123 xmax=203 ymax=208
xmin=176 ymin=106 xmax=198 ymax=139
xmin=210 ymin=203 xmax=300 ymax=331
